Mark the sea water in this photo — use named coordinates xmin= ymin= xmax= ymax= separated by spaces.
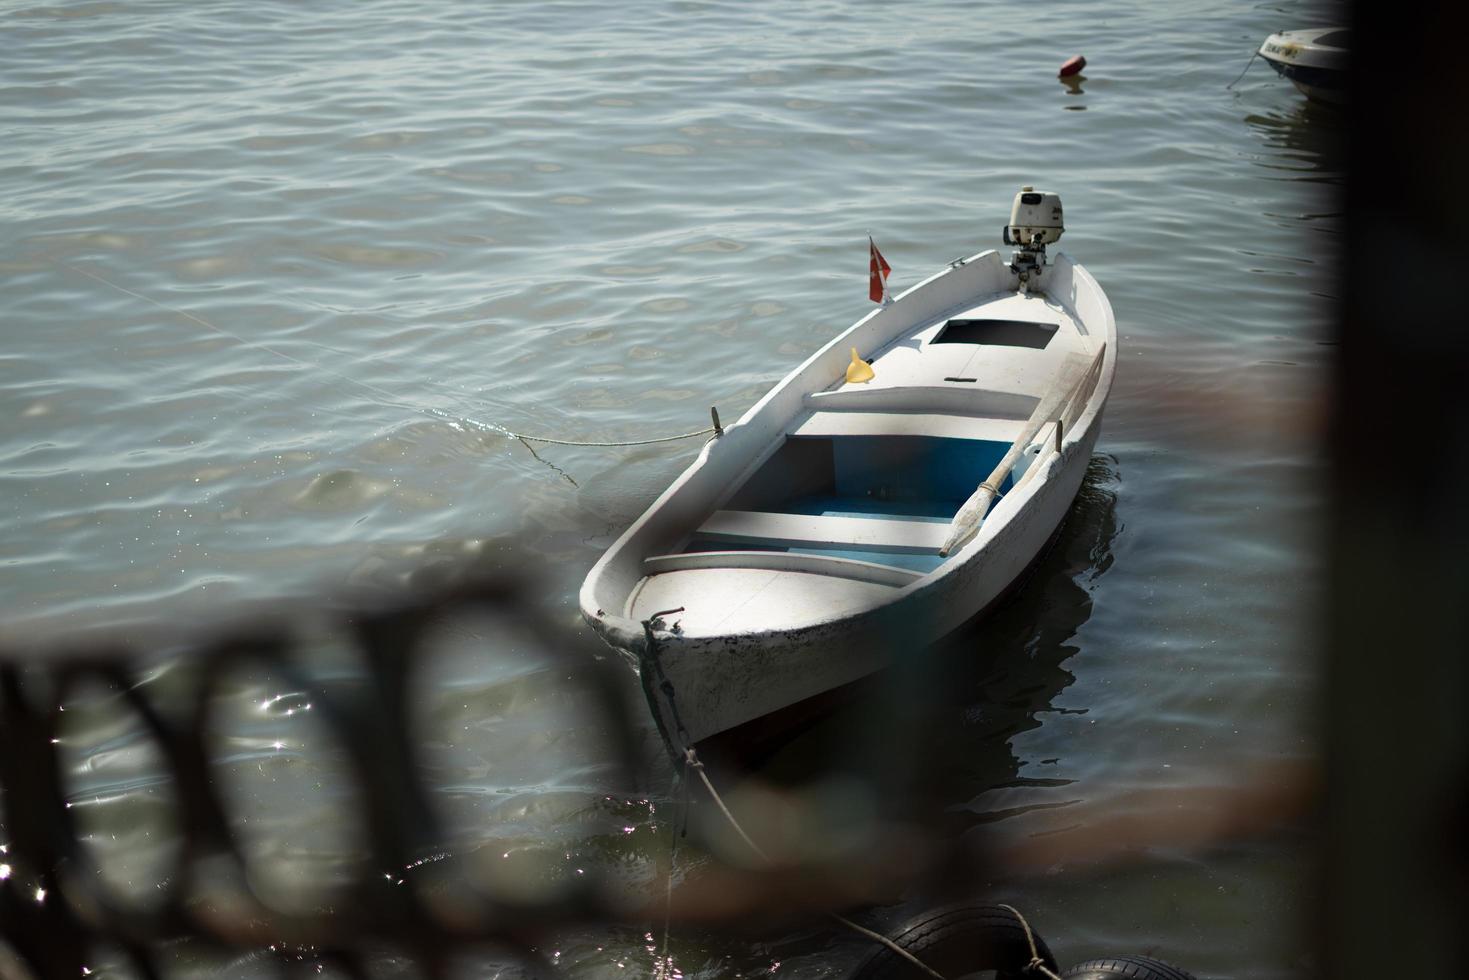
xmin=2 ymin=1 xmax=1335 ymax=975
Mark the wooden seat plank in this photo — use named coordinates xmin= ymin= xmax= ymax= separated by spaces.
xmin=788 ymin=410 xmax=1026 ymax=443
xmin=698 ymin=509 xmax=948 ymax=553
xmin=642 ymin=550 xmax=921 ymax=588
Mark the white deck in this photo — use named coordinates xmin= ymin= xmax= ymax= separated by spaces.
xmin=836 ymin=290 xmax=1089 ymax=406
xmin=613 ymin=285 xmax=1098 ymax=632
xmin=627 ymin=566 xmax=899 ymax=635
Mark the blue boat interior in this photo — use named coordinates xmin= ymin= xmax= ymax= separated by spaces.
xmin=684 ymin=434 xmax=1013 ymax=573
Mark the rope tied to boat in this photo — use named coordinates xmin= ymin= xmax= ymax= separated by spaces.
xmin=1226 ymin=50 xmax=1260 ymax=89
xmin=460 ymin=406 xmax=724 ymax=447
xmin=683 ymin=748 xmax=773 ymax=864
xmin=997 ymin=904 xmax=1064 ymax=980
xmin=502 ymin=425 xmax=717 ymax=447
xmin=640 ymin=610 xmax=694 ymax=749
xmin=436 ymin=407 xmax=721 ymax=447
xmin=655 ymin=762 xmax=692 ymax=980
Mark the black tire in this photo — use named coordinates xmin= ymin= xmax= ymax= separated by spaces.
xmin=1062 ymin=954 xmax=1197 ymax=980
xmin=850 ymin=903 xmax=1060 ymax=980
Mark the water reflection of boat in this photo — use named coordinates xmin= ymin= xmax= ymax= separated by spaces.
xmin=1258 ymin=27 xmax=1348 ymax=104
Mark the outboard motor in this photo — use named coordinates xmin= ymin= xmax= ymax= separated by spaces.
xmin=1003 ymin=186 xmax=1063 ymax=291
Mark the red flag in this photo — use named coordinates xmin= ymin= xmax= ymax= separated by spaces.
xmin=869 ymin=236 xmax=892 ymax=305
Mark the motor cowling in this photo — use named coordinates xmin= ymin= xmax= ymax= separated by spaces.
xmin=1004 ymin=187 xmax=1064 ymax=246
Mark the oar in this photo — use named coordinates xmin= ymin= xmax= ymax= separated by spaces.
xmin=938 ymin=346 xmax=1103 ymax=556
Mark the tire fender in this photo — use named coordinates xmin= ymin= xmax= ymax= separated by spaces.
xmin=1062 ymin=953 xmax=1197 ymax=980
xmin=850 ymin=903 xmax=1060 ymax=979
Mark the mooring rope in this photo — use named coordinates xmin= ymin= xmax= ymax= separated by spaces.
xmin=829 ymin=912 xmax=948 ymax=980
xmin=684 ymin=749 xmax=771 ymax=864
xmin=447 ymin=412 xmax=716 ymax=447
xmin=639 ymin=612 xmax=695 ymax=750
xmin=1226 ymin=50 xmax=1259 ymax=89
xmin=514 ymin=427 xmax=717 ymax=447
xmin=997 ymin=903 xmax=1063 ymax=980
xmin=655 ymin=769 xmax=692 ymax=980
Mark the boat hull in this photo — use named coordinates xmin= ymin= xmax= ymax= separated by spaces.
xmin=1259 ymin=28 xmax=1348 ymax=104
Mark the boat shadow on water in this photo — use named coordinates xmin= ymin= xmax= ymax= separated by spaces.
xmin=691 ymin=452 xmax=1122 ymax=863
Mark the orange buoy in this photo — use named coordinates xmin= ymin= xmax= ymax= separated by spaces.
xmin=1059 ymin=55 xmax=1086 ymax=77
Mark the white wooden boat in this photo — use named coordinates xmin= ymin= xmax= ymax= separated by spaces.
xmin=579 ymin=189 xmax=1116 ymax=748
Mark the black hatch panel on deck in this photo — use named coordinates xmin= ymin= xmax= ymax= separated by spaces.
xmin=932 ymin=318 xmax=1057 ymax=350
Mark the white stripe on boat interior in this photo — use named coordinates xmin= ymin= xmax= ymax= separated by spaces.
xmin=788 ymin=410 xmax=1026 ymax=442
xmin=642 ymin=550 xmax=921 ymax=588
xmin=803 ymin=385 xmax=1040 ymax=419
xmin=698 ymin=510 xmax=948 ymax=553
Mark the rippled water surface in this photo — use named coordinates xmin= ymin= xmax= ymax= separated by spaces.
xmin=4 ymin=0 xmax=1337 ymax=976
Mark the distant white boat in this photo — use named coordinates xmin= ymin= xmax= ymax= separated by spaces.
xmin=1259 ymin=27 xmax=1349 ymax=104
xmin=579 ymin=188 xmax=1116 ymax=748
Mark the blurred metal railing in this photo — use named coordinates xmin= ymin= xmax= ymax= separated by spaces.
xmin=0 ymin=577 xmax=655 ymax=979
xmin=0 ymin=459 xmax=1148 ymax=980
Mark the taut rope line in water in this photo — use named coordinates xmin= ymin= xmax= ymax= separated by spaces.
xmin=1226 ymin=50 xmax=1259 ymax=89
xmin=655 ymin=762 xmax=692 ymax=980
xmin=438 ymin=410 xmax=716 ymax=447
xmin=516 ymin=427 xmax=716 ymax=447
xmin=64 ymin=263 xmax=720 ymax=454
